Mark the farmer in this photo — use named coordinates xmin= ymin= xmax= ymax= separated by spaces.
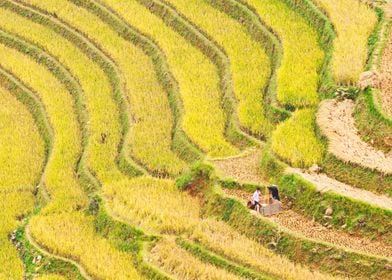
xmin=267 ymin=185 xmax=280 ymax=201
xmin=252 ymin=187 xmax=261 ymax=212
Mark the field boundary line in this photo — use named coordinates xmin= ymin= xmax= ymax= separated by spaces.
xmin=77 ymin=0 xmax=203 ymax=164
xmin=25 ymin=225 xmax=92 ymax=280
xmin=137 ymin=0 xmax=259 ymax=148
xmin=3 ymin=0 xmax=149 ymax=177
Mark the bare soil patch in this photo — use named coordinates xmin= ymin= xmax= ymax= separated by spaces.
xmin=210 ymin=148 xmax=268 ymax=185
xmin=269 ymin=210 xmax=392 ymax=258
xmin=288 ymin=168 xmax=392 ymax=210
xmin=223 ymin=189 xmax=392 ymax=259
xmin=317 ymin=99 xmax=392 ymax=174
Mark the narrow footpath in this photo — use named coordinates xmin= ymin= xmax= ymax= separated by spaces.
xmin=211 ymin=149 xmax=392 ymax=259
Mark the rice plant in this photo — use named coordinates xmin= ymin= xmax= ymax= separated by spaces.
xmin=29 ymin=212 xmax=142 ymax=279
xmin=93 ymin=0 xmax=239 ymax=157
xmin=0 ymin=43 xmax=87 ymax=213
xmin=0 ymin=88 xmax=43 ymax=278
xmin=104 ymin=177 xmax=338 ymax=279
xmin=34 ymin=274 xmax=68 ymax=280
xmin=313 ymin=0 xmax=378 ymax=84
xmin=0 ymin=14 xmax=142 ymax=278
xmin=271 ymin=109 xmax=325 ymax=167
xmin=240 ymin=0 xmax=324 ymax=107
xmin=26 ymin=0 xmax=187 ymax=176
xmin=0 ymin=87 xmax=44 ymax=190
xmin=147 ymin=237 xmax=243 ymax=280
xmin=163 ymin=0 xmax=273 ymax=138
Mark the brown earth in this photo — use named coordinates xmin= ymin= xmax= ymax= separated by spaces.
xmin=269 ymin=210 xmax=392 ymax=258
xmin=215 ymin=148 xmax=392 ymax=258
xmin=287 ymin=167 xmax=392 ymax=210
xmin=210 ymin=148 xmax=268 ymax=185
xmin=222 ymin=189 xmax=392 ymax=259
xmin=317 ymin=99 xmax=392 ymax=174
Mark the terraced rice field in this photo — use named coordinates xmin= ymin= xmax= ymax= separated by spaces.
xmin=1 ymin=0 xmax=391 ymax=279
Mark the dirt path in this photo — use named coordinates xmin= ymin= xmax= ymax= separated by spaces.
xmin=288 ymin=167 xmax=392 ymax=210
xmin=213 ymin=148 xmax=392 ymax=258
xmin=223 ymin=188 xmax=392 ymax=259
xmin=211 ymin=148 xmax=392 ymax=209
xmin=269 ymin=209 xmax=392 ymax=258
xmin=210 ymin=148 xmax=268 ymax=185
xmin=317 ymin=99 xmax=392 ymax=174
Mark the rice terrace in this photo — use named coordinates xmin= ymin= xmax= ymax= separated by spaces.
xmin=1 ymin=0 xmax=392 ymax=279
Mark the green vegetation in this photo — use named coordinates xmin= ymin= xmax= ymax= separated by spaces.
xmin=272 ymin=109 xmax=325 ymax=167
xmin=1 ymin=0 xmax=390 ymax=278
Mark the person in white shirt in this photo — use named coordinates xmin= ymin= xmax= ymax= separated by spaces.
xmin=252 ymin=187 xmax=261 ymax=213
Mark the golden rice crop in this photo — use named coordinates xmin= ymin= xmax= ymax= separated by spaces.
xmin=0 ymin=44 xmax=87 ymax=213
xmin=190 ymin=219 xmax=339 ymax=280
xmin=104 ymin=177 xmax=200 ymax=234
xmin=271 ymin=109 xmax=325 ymax=167
xmin=0 ymin=10 xmax=142 ymax=278
xmin=0 ymin=5 xmax=125 ymax=184
xmin=103 ymin=178 xmax=338 ymax=279
xmin=0 ymin=87 xmax=44 ymax=190
xmin=241 ymin=0 xmax=324 ymax=107
xmin=1 ymin=2 xmax=335 ymax=279
xmin=27 ymin=0 xmax=186 ymax=176
xmin=147 ymin=237 xmax=243 ymax=280
xmin=0 ymin=87 xmax=44 ymax=279
xmin=164 ymin=0 xmax=273 ymax=137
xmin=29 ymin=212 xmax=142 ymax=280
xmin=96 ymin=0 xmax=238 ymax=157
xmin=0 ymin=192 xmax=35 ymax=279
xmin=313 ymin=0 xmax=377 ymax=84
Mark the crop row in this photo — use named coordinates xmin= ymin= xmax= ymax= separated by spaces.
xmin=1 ymin=0 xmax=387 ymax=279
xmin=181 ymin=162 xmax=391 ymax=279
xmin=234 ymin=0 xmax=326 ymax=167
xmin=98 ymin=0 xmax=241 ymax=158
xmin=0 ymin=85 xmax=45 ymax=279
xmin=31 ymin=0 xmax=188 ymax=177
xmin=162 ymin=0 xmax=273 ymax=138
xmin=313 ymin=0 xmax=377 ymax=84
xmin=106 ymin=176 xmax=336 ymax=279
xmin=0 ymin=4 xmax=145 ymax=277
xmin=0 ymin=1 xmax=276 ymax=278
